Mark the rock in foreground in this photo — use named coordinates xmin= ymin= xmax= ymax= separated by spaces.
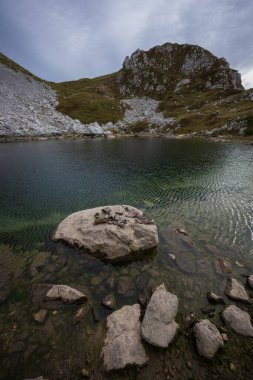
xmin=101 ymin=304 xmax=148 ymax=371
xmin=225 ymin=278 xmax=250 ymax=303
xmin=54 ymin=205 xmax=158 ymax=262
xmin=223 ymin=305 xmax=253 ymax=337
xmin=45 ymin=285 xmax=87 ymax=304
xmin=141 ymin=284 xmax=179 ymax=347
xmin=193 ymin=319 xmax=224 ymax=359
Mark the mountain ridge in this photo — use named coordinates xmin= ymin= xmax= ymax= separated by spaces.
xmin=0 ymin=43 xmax=253 ymax=139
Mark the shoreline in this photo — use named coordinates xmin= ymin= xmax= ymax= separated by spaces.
xmin=1 ymin=132 xmax=253 ymax=144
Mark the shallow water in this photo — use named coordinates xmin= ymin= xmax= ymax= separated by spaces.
xmin=0 ymin=137 xmax=253 ymax=379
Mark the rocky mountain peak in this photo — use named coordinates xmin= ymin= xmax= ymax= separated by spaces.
xmin=116 ymin=43 xmax=243 ymax=96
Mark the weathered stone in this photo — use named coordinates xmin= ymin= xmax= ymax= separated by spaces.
xmin=73 ymin=304 xmax=91 ymax=324
xmin=222 ymin=305 xmax=253 ymax=337
xmin=207 ymin=292 xmax=224 ymax=304
xmin=193 ymin=319 xmax=224 ymax=359
xmin=45 ymin=285 xmax=87 ymax=304
xmin=201 ymin=305 xmax=215 ymax=315
xmin=54 ymin=205 xmax=158 ymax=262
xmin=141 ymin=284 xmax=179 ymax=347
xmin=215 ymin=258 xmax=232 ymax=274
xmin=225 ymin=278 xmax=250 ymax=303
xmin=248 ymin=275 xmax=253 ymax=289
xmin=33 ymin=309 xmax=48 ymax=323
xmin=101 ymin=304 xmax=148 ymax=371
xmin=102 ymin=294 xmax=116 ymax=309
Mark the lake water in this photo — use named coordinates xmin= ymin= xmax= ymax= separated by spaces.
xmin=0 ymin=137 xmax=253 ymax=379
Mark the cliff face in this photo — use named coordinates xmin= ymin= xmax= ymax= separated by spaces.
xmin=116 ymin=43 xmax=243 ymax=96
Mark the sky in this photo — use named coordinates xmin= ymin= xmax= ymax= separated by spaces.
xmin=0 ymin=0 xmax=253 ymax=88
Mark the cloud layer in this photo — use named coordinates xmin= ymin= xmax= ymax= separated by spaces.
xmin=0 ymin=0 xmax=253 ymax=87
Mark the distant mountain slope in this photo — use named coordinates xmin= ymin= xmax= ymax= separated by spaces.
xmin=0 ymin=44 xmax=253 ymax=139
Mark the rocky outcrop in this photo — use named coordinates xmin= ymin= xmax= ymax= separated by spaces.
xmin=53 ymin=205 xmax=158 ymax=262
xmin=193 ymin=319 xmax=224 ymax=359
xmin=141 ymin=284 xmax=179 ymax=347
xmin=223 ymin=305 xmax=253 ymax=337
xmin=225 ymin=278 xmax=250 ymax=303
xmin=0 ymin=62 xmax=105 ymax=138
xmin=116 ymin=43 xmax=243 ymax=96
xmin=101 ymin=304 xmax=148 ymax=371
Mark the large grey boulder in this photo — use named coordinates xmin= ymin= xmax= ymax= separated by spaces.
xmin=101 ymin=304 xmax=148 ymax=371
xmin=223 ymin=305 xmax=253 ymax=337
xmin=54 ymin=205 xmax=158 ymax=262
xmin=225 ymin=277 xmax=250 ymax=303
xmin=193 ymin=319 xmax=224 ymax=359
xmin=141 ymin=284 xmax=179 ymax=347
xmin=45 ymin=285 xmax=87 ymax=304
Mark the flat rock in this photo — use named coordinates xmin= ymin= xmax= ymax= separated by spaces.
xmin=53 ymin=205 xmax=158 ymax=262
xmin=45 ymin=285 xmax=87 ymax=304
xmin=225 ymin=278 xmax=250 ymax=303
xmin=215 ymin=258 xmax=232 ymax=274
xmin=141 ymin=284 xmax=179 ymax=347
xmin=222 ymin=305 xmax=253 ymax=337
xmin=101 ymin=304 xmax=148 ymax=371
xmin=248 ymin=275 xmax=253 ymax=289
xmin=193 ymin=319 xmax=224 ymax=359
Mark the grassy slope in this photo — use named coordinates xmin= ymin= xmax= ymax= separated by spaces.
xmin=51 ymin=73 xmax=125 ymax=124
xmin=158 ymin=88 xmax=253 ymax=135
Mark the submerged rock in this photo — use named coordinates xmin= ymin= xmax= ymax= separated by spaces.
xmin=194 ymin=319 xmax=224 ymax=359
xmin=101 ymin=304 xmax=148 ymax=371
xmin=33 ymin=309 xmax=48 ymax=323
xmin=102 ymin=294 xmax=116 ymax=309
xmin=45 ymin=285 xmax=87 ymax=304
xmin=141 ymin=284 xmax=179 ymax=347
xmin=54 ymin=205 xmax=158 ymax=262
xmin=225 ymin=278 xmax=250 ymax=303
xmin=222 ymin=305 xmax=253 ymax=337
xmin=207 ymin=292 xmax=224 ymax=304
xmin=248 ymin=275 xmax=253 ymax=289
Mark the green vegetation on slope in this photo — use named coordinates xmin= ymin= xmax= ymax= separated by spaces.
xmin=158 ymin=88 xmax=253 ymax=135
xmin=51 ymin=73 xmax=125 ymax=124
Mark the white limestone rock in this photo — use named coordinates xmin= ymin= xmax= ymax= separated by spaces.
xmin=45 ymin=285 xmax=87 ymax=304
xmin=101 ymin=304 xmax=148 ymax=371
xmin=54 ymin=205 xmax=158 ymax=262
xmin=141 ymin=284 xmax=179 ymax=347
xmin=194 ymin=319 xmax=224 ymax=359
xmin=223 ymin=305 xmax=253 ymax=337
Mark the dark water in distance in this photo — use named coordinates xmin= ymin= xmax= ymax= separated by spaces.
xmin=0 ymin=137 xmax=252 ymax=255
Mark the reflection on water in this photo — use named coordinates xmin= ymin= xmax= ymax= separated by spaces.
xmin=0 ymin=137 xmax=253 ymax=379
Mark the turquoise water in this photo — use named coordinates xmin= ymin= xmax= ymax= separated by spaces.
xmin=0 ymin=137 xmax=253 ymax=379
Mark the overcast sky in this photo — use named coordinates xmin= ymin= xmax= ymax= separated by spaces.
xmin=0 ymin=0 xmax=253 ymax=88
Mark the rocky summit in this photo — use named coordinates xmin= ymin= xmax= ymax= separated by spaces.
xmin=116 ymin=42 xmax=243 ymax=96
